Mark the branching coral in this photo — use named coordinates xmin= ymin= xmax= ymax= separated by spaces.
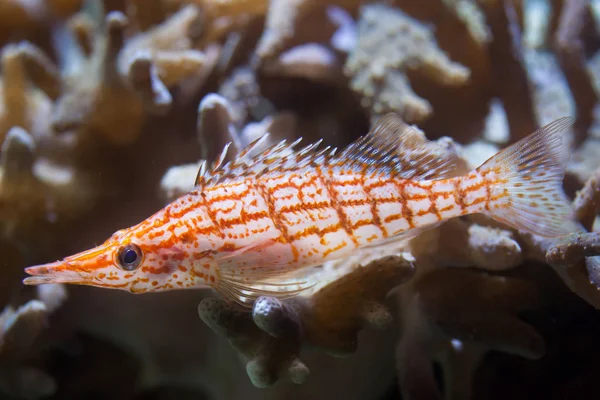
xmin=0 ymin=284 xmax=67 ymax=398
xmin=0 ymin=0 xmax=83 ymax=45
xmin=554 ymin=0 xmax=599 ymax=146
xmin=217 ymin=66 xmax=275 ymax=128
xmin=547 ymin=232 xmax=600 ymax=266
xmin=411 ymin=218 xmax=523 ymax=271
xmin=51 ymin=3 xmax=144 ymax=145
xmin=161 ymin=91 xmax=294 ymax=200
xmin=51 ymin=0 xmax=218 ymax=145
xmin=199 ymin=250 xmax=415 ymax=388
xmin=344 ymin=3 xmax=470 ymax=123
xmin=1 ymin=0 xmax=600 ymax=398
xmin=396 ymin=267 xmax=544 ymax=400
xmin=0 ymin=42 xmax=55 ymax=147
xmin=0 ymin=126 xmax=96 ymax=243
xmin=156 ymin=82 xmax=598 ymax=394
xmin=478 ymin=0 xmax=538 ymax=143
xmin=117 ymin=4 xmax=219 ymax=113
xmin=251 ymin=4 xmax=357 ymax=88
xmin=566 ymin=39 xmax=600 ymax=184
xmin=573 ymin=166 xmax=600 ymax=231
xmin=252 ymin=0 xmax=363 ymax=63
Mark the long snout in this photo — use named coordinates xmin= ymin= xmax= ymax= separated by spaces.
xmin=24 ymin=260 xmax=89 ymax=285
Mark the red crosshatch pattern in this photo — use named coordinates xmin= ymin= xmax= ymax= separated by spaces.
xmin=22 ymin=115 xmax=576 ymax=307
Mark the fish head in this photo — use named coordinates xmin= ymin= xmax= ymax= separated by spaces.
xmin=23 ymin=224 xmax=211 ymax=293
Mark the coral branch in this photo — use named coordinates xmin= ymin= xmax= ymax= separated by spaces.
xmin=198 ymin=251 xmax=414 ymax=387
xmin=198 ymin=296 xmax=307 ymax=388
xmin=554 ymin=0 xmax=598 ymax=146
xmin=410 ymin=218 xmax=523 ymax=271
xmin=10 ymin=41 xmax=61 ymax=101
xmin=0 ymin=43 xmax=53 ymax=147
xmin=344 ymin=3 xmax=470 ymax=122
xmin=396 ymin=267 xmax=544 ymax=400
xmin=546 ymin=232 xmax=600 ymax=266
xmin=217 ymin=66 xmax=275 ymax=127
xmin=479 ymin=0 xmax=538 ymax=143
xmin=196 ymin=93 xmax=240 ymax=162
xmin=118 ymin=4 xmax=217 ymax=113
xmin=0 ymin=281 xmax=67 ymax=398
xmin=573 ymin=167 xmax=600 ymax=231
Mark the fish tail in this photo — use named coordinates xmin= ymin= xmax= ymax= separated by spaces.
xmin=476 ymin=117 xmax=580 ymax=238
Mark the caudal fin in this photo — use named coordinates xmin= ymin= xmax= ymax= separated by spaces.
xmin=477 ymin=117 xmax=580 ymax=238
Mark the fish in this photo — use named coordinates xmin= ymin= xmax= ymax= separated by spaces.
xmin=23 ymin=114 xmax=579 ymax=307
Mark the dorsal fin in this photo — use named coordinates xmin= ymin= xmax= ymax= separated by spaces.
xmin=337 ymin=113 xmax=462 ymax=180
xmin=194 ymin=113 xmax=462 ymax=188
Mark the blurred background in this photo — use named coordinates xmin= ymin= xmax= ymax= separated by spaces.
xmin=0 ymin=0 xmax=600 ymax=399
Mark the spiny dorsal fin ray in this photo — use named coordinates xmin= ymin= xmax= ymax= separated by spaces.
xmin=338 ymin=113 xmax=463 ymax=180
xmin=194 ymin=113 xmax=462 ymax=188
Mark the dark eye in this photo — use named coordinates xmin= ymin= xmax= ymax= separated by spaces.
xmin=117 ymin=244 xmax=143 ymax=271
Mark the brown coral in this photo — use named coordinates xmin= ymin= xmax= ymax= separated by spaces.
xmin=573 ymin=166 xmax=600 ymax=231
xmin=554 ymin=0 xmax=599 ymax=146
xmin=0 ymin=42 xmax=55 ymax=147
xmin=52 ymin=0 xmax=218 ymax=146
xmin=547 ymin=232 xmax=600 ymax=266
xmin=117 ymin=4 xmax=219 ymax=113
xmin=0 ymin=283 xmax=67 ymax=399
xmin=51 ymin=4 xmax=145 ymax=146
xmin=1 ymin=0 xmax=600 ymax=398
xmin=478 ymin=0 xmax=539 ymax=143
xmin=344 ymin=3 xmax=470 ymax=123
xmin=0 ymin=127 xmax=96 ymax=242
xmin=199 ymin=250 xmax=414 ymax=387
xmin=396 ymin=267 xmax=544 ymax=400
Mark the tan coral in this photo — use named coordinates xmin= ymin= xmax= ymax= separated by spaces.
xmin=299 ymin=252 xmax=415 ymax=355
xmin=217 ymin=66 xmax=275 ymax=128
xmin=261 ymin=43 xmax=345 ymax=85
xmin=525 ymin=49 xmax=576 ymax=129
xmin=411 ymin=218 xmax=523 ymax=271
xmin=52 ymin=1 xmax=219 ymax=146
xmin=51 ymin=5 xmax=145 ymax=146
xmin=565 ymin=43 xmax=600 ymax=184
xmin=444 ymin=0 xmax=491 ymax=46
xmin=0 ymin=127 xmax=96 ymax=240
xmin=396 ymin=267 xmax=544 ymax=400
xmin=0 ymin=283 xmax=67 ymax=399
xmin=118 ymin=4 xmax=220 ymax=113
xmin=195 ymin=0 xmax=357 ymax=54
xmin=198 ymin=250 xmax=415 ymax=387
xmin=344 ymin=3 xmax=470 ymax=123
xmin=250 ymin=0 xmax=364 ymax=63
xmin=256 ymin=3 xmax=357 ymax=83
xmin=522 ymin=4 xmax=598 ymax=184
xmin=573 ymin=167 xmax=600 ymax=231
xmin=553 ymin=0 xmax=599 ymax=146
xmin=478 ymin=0 xmax=539 ymax=143
xmin=0 ymin=0 xmax=83 ymax=44
xmin=191 ymin=0 xmax=265 ymax=48
xmin=0 ymin=42 xmax=54 ymax=147
xmin=547 ymin=232 xmax=600 ymax=266
xmin=160 ymin=92 xmax=296 ymax=201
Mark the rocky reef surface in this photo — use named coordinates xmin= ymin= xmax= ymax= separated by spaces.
xmin=1 ymin=0 xmax=600 ymax=399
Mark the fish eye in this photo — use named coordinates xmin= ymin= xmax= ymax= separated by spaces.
xmin=117 ymin=244 xmax=143 ymax=271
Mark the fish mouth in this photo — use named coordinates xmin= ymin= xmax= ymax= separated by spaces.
xmin=23 ymin=260 xmax=88 ymax=285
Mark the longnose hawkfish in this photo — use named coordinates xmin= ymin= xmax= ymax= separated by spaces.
xmin=24 ymin=114 xmax=579 ymax=307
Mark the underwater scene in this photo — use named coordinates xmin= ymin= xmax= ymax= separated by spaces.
xmin=1 ymin=0 xmax=600 ymax=399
